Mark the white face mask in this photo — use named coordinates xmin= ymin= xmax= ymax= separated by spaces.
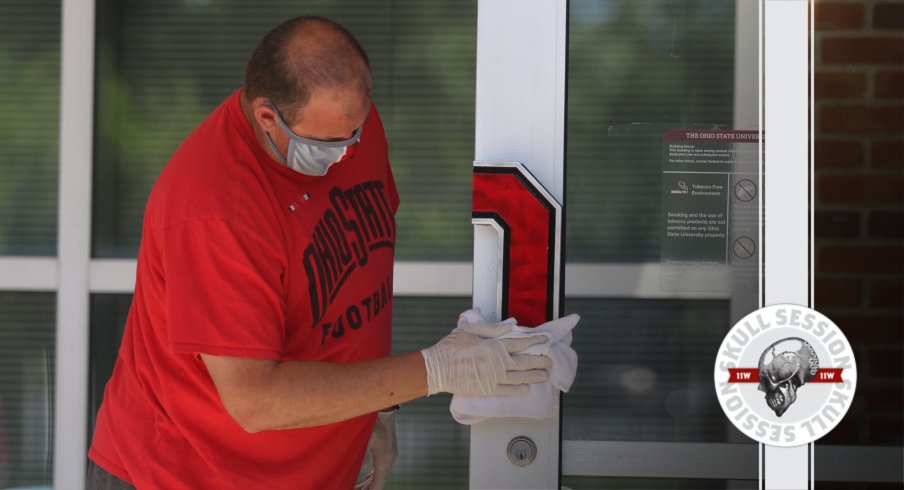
xmin=264 ymin=101 xmax=362 ymax=176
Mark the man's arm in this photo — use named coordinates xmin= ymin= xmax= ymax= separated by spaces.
xmin=202 ymin=320 xmax=555 ymax=433
xmin=201 ymin=353 xmax=427 ymax=433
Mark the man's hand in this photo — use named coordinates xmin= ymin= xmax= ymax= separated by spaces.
xmin=355 ymin=410 xmax=398 ymax=490
xmin=420 ymin=322 xmax=552 ymax=396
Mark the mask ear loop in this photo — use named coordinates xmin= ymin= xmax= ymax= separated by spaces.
xmin=262 ymin=101 xmax=289 ymax=164
xmin=264 ymin=131 xmax=288 ymax=164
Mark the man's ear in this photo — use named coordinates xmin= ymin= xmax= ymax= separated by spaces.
xmin=252 ymin=98 xmax=278 ymax=132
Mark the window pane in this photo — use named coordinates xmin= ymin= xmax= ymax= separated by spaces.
xmin=88 ymin=294 xmax=131 ymax=431
xmin=90 ymin=294 xmax=471 ymax=488
xmin=0 ymin=292 xmax=55 ymax=486
xmin=92 ymin=1 xmax=475 ymax=260
xmin=0 ymin=0 xmax=60 ymax=256
xmin=390 ymin=296 xmax=472 ymax=489
xmin=562 ymin=2 xmax=760 ymax=482
xmin=566 ymin=0 xmax=737 ymax=262
xmin=562 ymin=298 xmax=751 ymax=443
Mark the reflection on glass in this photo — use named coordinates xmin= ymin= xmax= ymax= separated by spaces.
xmin=0 ymin=293 xmax=55 ymax=487
xmin=567 ymin=0 xmax=737 ymax=263
xmin=90 ymin=294 xmax=471 ymax=489
xmin=0 ymin=0 xmax=60 ymax=256
xmin=563 ymin=299 xmax=750 ymax=443
xmin=93 ymin=0 xmax=476 ymax=260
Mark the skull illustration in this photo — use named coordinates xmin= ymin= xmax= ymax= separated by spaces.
xmin=757 ymin=337 xmax=819 ymax=417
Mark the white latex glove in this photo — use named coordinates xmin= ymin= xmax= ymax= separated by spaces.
xmin=421 ymin=321 xmax=552 ymax=396
xmin=354 ymin=410 xmax=398 ymax=490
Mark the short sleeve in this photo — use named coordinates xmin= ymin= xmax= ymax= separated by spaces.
xmin=385 ymin=164 xmax=400 ymax=215
xmin=162 ymin=219 xmax=287 ymax=359
xmin=367 ymin=104 xmax=399 ymax=215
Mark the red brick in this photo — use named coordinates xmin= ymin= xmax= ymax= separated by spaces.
xmin=818 ymin=174 xmax=904 ymax=204
xmin=830 ymin=314 xmax=904 ymax=343
xmin=815 ymin=277 xmax=864 ymax=307
xmin=874 ymin=2 xmax=904 ymax=30
xmin=870 ymin=348 xmax=904 ymax=377
xmin=861 ymin=381 xmax=904 ymax=403
xmin=819 ymin=416 xmax=865 ymax=445
xmin=820 ymin=105 xmax=904 ymax=134
xmin=815 ymin=2 xmax=865 ymax=30
xmin=857 ymin=382 xmax=904 ymax=412
xmin=871 ymin=140 xmax=904 ymax=168
xmin=816 ymin=71 xmax=866 ymax=99
xmin=875 ymin=70 xmax=904 ymax=98
xmin=815 ymin=140 xmax=864 ymax=168
xmin=817 ymin=244 xmax=904 ymax=273
xmin=871 ymin=278 xmax=904 ymax=308
xmin=868 ymin=211 xmax=904 ymax=238
xmin=868 ymin=415 xmax=904 ymax=444
xmin=821 ymin=37 xmax=904 ymax=64
xmin=815 ymin=210 xmax=861 ymax=238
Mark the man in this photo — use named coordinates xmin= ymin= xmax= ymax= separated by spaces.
xmin=88 ymin=16 xmax=553 ymax=489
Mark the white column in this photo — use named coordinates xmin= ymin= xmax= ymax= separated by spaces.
xmin=470 ymin=0 xmax=567 ymax=488
xmin=763 ymin=1 xmax=811 ymax=489
xmin=55 ymin=0 xmax=96 ymax=486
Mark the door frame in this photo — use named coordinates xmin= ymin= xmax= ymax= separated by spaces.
xmin=468 ymin=0 xmax=899 ymax=489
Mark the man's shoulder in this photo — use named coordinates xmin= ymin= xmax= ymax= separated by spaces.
xmin=149 ymin=100 xmax=271 ymax=230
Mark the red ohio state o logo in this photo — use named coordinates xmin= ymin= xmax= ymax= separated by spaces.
xmin=472 ymin=162 xmax=562 ymax=327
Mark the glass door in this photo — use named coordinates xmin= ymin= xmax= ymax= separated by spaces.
xmin=555 ymin=2 xmax=903 ymax=489
xmin=561 ymin=1 xmax=761 ymax=487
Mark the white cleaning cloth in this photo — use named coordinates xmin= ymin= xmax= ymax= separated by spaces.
xmin=449 ymin=309 xmax=580 ymax=425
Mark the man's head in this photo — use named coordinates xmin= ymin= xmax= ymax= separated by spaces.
xmin=245 ymin=16 xmax=371 ymax=125
xmin=243 ymin=17 xmax=372 ymax=170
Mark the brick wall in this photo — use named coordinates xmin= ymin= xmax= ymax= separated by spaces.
xmin=813 ymin=0 xmax=903 ymax=448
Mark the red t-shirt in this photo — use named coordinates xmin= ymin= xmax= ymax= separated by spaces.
xmin=89 ymin=89 xmax=399 ymax=489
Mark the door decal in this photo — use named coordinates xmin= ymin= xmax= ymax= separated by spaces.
xmin=472 ymin=162 xmax=562 ymax=327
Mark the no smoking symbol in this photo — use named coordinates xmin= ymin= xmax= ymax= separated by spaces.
xmin=734 ymin=179 xmax=757 ymax=202
xmin=733 ymin=237 xmax=756 ymax=259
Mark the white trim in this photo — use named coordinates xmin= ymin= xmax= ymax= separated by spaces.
xmin=758 ymin=0 xmax=765 ymax=304
xmin=758 ymin=1 xmax=766 ymax=485
xmin=471 ymin=0 xmax=567 ymax=487
xmin=0 ymin=258 xmax=57 ymax=291
xmin=474 ymin=5 xmax=566 ymax=200
xmin=763 ymin=0 xmax=808 ymax=305
xmin=565 ymin=263 xmax=729 ymax=300
xmin=89 ymin=259 xmax=137 ymax=293
xmin=762 ymin=1 xmax=811 ymax=489
xmin=49 ymin=259 xmax=735 ymax=299
xmin=471 ymin=219 xmax=505 ymax=318
xmin=392 ymin=261 xmax=470 ymax=297
xmin=54 ymin=0 xmax=95 ymax=486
